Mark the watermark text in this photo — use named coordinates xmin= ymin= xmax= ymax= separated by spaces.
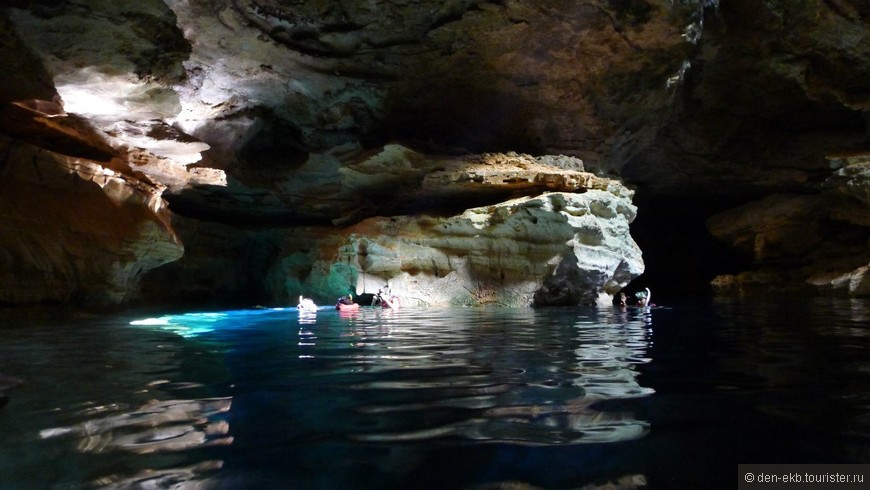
xmin=739 ymin=464 xmax=869 ymax=488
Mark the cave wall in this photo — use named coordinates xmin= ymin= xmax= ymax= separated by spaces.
xmin=144 ymin=154 xmax=643 ymax=307
xmin=0 ymin=135 xmax=182 ymax=306
xmin=624 ymin=0 xmax=870 ymax=297
xmin=0 ymin=0 xmax=869 ymax=308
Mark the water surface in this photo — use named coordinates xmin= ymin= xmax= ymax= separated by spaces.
xmin=1 ymin=298 xmax=868 ymax=488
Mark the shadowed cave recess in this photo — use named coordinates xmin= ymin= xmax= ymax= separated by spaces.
xmin=1 ymin=0 xmax=869 ymax=310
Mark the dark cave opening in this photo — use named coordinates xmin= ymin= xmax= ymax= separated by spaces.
xmin=624 ymin=188 xmax=753 ymax=306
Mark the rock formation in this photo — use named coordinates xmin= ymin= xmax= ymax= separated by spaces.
xmin=283 ymin=185 xmax=642 ymax=308
xmin=144 ymin=152 xmax=642 ymax=307
xmin=0 ymin=133 xmax=183 ymax=306
xmin=709 ymin=152 xmax=870 ymax=297
xmin=0 ymin=0 xmax=868 ymax=307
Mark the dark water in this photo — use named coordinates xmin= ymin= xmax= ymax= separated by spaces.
xmin=1 ymin=298 xmax=869 ymax=489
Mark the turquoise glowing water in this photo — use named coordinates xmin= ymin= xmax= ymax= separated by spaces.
xmin=1 ymin=299 xmax=869 ymax=489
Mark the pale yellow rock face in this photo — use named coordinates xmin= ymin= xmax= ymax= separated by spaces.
xmin=271 ymin=186 xmax=642 ymax=307
xmin=0 ymin=136 xmax=183 ymax=305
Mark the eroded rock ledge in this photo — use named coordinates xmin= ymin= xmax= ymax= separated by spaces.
xmin=0 ymin=135 xmax=183 ymax=306
xmin=290 ymin=188 xmax=641 ymax=307
xmin=708 ymin=152 xmax=870 ymax=297
xmin=143 ymin=151 xmax=643 ymax=308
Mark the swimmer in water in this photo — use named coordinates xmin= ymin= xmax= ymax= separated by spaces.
xmin=635 ymin=288 xmax=651 ymax=307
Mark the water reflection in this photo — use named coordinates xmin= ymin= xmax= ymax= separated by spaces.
xmin=6 ymin=300 xmax=870 ymax=488
xmin=36 ymin=385 xmax=232 ymax=488
xmin=327 ymin=307 xmax=655 ymax=445
xmin=121 ymin=306 xmax=655 ymax=486
xmin=40 ymin=395 xmax=233 ymax=453
xmin=127 ymin=307 xmax=655 ymax=447
xmin=298 ymin=310 xmax=318 ymax=325
xmin=94 ymin=460 xmax=224 ymax=490
xmin=130 ymin=307 xmax=298 ymax=337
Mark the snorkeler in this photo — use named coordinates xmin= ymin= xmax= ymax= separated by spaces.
xmin=635 ymin=288 xmax=652 ymax=307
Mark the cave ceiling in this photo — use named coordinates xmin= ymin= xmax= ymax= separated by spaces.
xmin=1 ymin=0 xmax=869 ymax=225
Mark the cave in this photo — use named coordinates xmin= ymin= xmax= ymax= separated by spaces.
xmin=1 ymin=0 xmax=867 ymax=310
xmin=1 ymin=1 xmax=869 ymax=488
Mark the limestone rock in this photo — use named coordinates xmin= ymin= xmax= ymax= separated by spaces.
xmin=164 ymin=145 xmax=609 ymax=227
xmin=270 ymin=187 xmax=642 ymax=307
xmin=825 ymin=152 xmax=870 ymax=227
xmin=143 ymin=176 xmax=642 ymax=307
xmin=842 ymin=266 xmax=870 ymax=297
xmin=420 ymin=153 xmax=591 ymax=196
xmin=2 ymin=0 xmax=699 ymax=221
xmin=806 ymin=264 xmax=870 ymax=298
xmin=708 ymin=192 xmax=870 ymax=296
xmin=623 ymin=0 xmax=870 ymax=198
xmin=2 ymin=0 xmax=869 ymax=307
xmin=707 ymin=194 xmax=827 ymax=263
xmin=0 ymin=136 xmax=183 ymax=306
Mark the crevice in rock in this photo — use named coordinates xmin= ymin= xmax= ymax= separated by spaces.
xmin=626 ymin=187 xmax=754 ymax=303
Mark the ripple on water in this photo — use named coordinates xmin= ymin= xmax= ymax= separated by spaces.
xmin=1 ymin=305 xmax=663 ymax=488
